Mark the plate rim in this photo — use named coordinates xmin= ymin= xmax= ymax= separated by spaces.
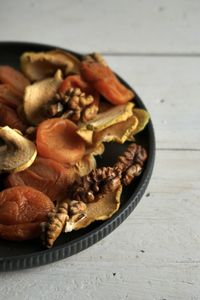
xmin=0 ymin=41 xmax=156 ymax=271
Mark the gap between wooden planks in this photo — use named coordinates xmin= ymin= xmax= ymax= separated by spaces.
xmin=104 ymin=55 xmax=200 ymax=151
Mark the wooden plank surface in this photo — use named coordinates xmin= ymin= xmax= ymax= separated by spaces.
xmin=105 ymin=56 xmax=200 ymax=150
xmin=0 ymin=0 xmax=200 ymax=299
xmin=0 ymin=0 xmax=200 ymax=54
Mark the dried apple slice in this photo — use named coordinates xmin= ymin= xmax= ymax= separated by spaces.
xmin=94 ymin=115 xmax=138 ymax=144
xmin=23 ymin=69 xmax=63 ymax=125
xmin=77 ymin=102 xmax=134 ymax=143
xmin=43 ymin=185 xmax=122 ymax=247
xmin=21 ymin=49 xmax=80 ymax=81
xmin=74 ymin=153 xmax=96 ymax=177
xmin=65 ymin=185 xmax=122 ymax=232
xmin=132 ymin=108 xmax=150 ymax=135
xmin=85 ymin=142 xmax=105 ymax=156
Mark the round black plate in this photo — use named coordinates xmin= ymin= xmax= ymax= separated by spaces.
xmin=0 ymin=42 xmax=155 ymax=271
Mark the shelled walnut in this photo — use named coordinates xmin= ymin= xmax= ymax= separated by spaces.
xmin=114 ymin=143 xmax=147 ymax=186
xmin=71 ymin=143 xmax=147 ymax=203
xmin=41 ymin=202 xmax=69 ymax=248
xmin=44 ymin=87 xmax=98 ymax=123
xmin=41 ymin=143 xmax=147 ymax=248
xmin=70 ymin=166 xmax=121 ymax=203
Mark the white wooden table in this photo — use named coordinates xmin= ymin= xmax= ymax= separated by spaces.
xmin=0 ymin=0 xmax=200 ymax=299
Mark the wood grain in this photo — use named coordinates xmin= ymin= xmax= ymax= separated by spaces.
xmin=0 ymin=0 xmax=200 ymax=54
xmin=105 ymin=55 xmax=200 ymax=150
xmin=0 ymin=150 xmax=200 ymax=300
xmin=0 ymin=0 xmax=200 ymax=299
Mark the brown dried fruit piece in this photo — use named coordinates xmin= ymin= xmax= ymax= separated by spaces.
xmin=0 ymin=186 xmax=54 ymax=241
xmin=0 ymin=65 xmax=30 ymax=96
xmin=0 ymin=84 xmax=22 ymax=109
xmin=6 ymin=154 xmax=96 ymax=202
xmin=5 ymin=157 xmax=76 ymax=202
xmin=0 ymin=103 xmax=27 ymax=133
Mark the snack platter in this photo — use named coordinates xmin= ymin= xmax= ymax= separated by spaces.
xmin=0 ymin=42 xmax=155 ymax=271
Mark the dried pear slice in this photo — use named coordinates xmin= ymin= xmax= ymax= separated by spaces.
xmin=64 ymin=185 xmax=122 ymax=232
xmin=94 ymin=115 xmax=138 ymax=144
xmin=23 ymin=69 xmax=63 ymax=125
xmin=77 ymin=102 xmax=134 ymax=143
xmin=74 ymin=154 xmax=96 ymax=177
xmin=85 ymin=142 xmax=105 ymax=156
xmin=0 ymin=126 xmax=37 ymax=173
xmin=21 ymin=49 xmax=80 ymax=81
xmin=132 ymin=108 xmax=150 ymax=135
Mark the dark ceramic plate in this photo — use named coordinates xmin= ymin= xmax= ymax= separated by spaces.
xmin=0 ymin=42 xmax=155 ymax=271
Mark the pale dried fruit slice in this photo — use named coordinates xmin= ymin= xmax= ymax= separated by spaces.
xmin=77 ymin=102 xmax=134 ymax=143
xmin=132 ymin=108 xmax=150 ymax=135
xmin=94 ymin=115 xmax=138 ymax=144
xmin=85 ymin=142 xmax=105 ymax=156
xmin=23 ymin=69 xmax=63 ymax=125
xmin=64 ymin=185 xmax=122 ymax=232
xmin=74 ymin=153 xmax=96 ymax=177
xmin=21 ymin=50 xmax=80 ymax=81
xmin=0 ymin=126 xmax=37 ymax=173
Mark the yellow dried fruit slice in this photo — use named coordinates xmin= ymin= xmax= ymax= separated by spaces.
xmin=132 ymin=108 xmax=150 ymax=135
xmin=74 ymin=154 xmax=96 ymax=177
xmin=64 ymin=185 xmax=122 ymax=232
xmin=77 ymin=102 xmax=134 ymax=143
xmin=85 ymin=142 xmax=105 ymax=156
xmin=94 ymin=115 xmax=138 ymax=144
xmin=21 ymin=49 xmax=80 ymax=81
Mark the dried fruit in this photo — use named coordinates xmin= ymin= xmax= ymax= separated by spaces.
xmin=93 ymin=115 xmax=138 ymax=144
xmin=0 ymin=66 xmax=30 ymax=96
xmin=0 ymin=103 xmax=27 ymax=133
xmin=0 ymin=186 xmax=54 ymax=240
xmin=77 ymin=102 xmax=134 ymax=143
xmin=5 ymin=157 xmax=76 ymax=202
xmin=36 ymin=118 xmax=86 ymax=165
xmin=20 ymin=50 xmax=80 ymax=81
xmin=131 ymin=108 xmax=150 ymax=135
xmin=23 ymin=69 xmax=63 ymax=125
xmin=0 ymin=84 xmax=22 ymax=109
xmin=64 ymin=185 xmax=122 ymax=232
xmin=80 ymin=60 xmax=134 ymax=105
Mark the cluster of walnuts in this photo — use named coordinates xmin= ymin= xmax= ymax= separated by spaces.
xmin=45 ymin=87 xmax=98 ymax=123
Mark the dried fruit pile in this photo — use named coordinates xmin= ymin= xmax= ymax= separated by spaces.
xmin=0 ymin=50 xmax=149 ymax=247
